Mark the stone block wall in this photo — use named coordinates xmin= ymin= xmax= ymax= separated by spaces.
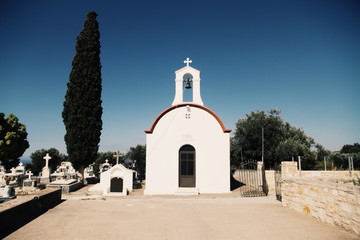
xmin=280 ymin=161 xmax=360 ymax=179
xmin=301 ymin=170 xmax=360 ymax=179
xmin=282 ymin=177 xmax=360 ymax=236
xmin=264 ymin=170 xmax=275 ymax=196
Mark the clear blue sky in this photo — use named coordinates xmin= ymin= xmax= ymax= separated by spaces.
xmin=1 ymin=0 xmax=359 ymax=159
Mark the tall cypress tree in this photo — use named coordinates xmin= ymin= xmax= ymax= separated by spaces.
xmin=62 ymin=11 xmax=103 ymax=180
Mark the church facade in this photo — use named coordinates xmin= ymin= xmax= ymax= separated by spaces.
xmin=144 ymin=58 xmax=231 ymax=195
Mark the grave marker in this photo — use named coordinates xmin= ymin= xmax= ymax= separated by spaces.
xmin=113 ymin=151 xmax=123 ymax=165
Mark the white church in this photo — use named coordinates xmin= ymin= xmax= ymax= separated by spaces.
xmin=144 ymin=58 xmax=231 ymax=195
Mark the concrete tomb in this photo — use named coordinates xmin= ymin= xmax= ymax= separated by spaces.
xmin=89 ymin=159 xmax=134 ymax=196
xmin=51 ymin=161 xmax=77 ymax=180
xmin=104 ymin=164 xmax=133 ymax=195
xmin=0 ymin=165 xmax=16 ymax=201
xmin=15 ymin=162 xmax=25 ymax=175
xmin=49 ymin=161 xmax=80 ymax=193
xmin=100 ymin=159 xmax=111 ymax=173
xmin=84 ymin=163 xmax=95 ymax=178
xmin=0 ymin=163 xmax=5 ymax=185
xmin=1 ymin=162 xmax=27 ymax=187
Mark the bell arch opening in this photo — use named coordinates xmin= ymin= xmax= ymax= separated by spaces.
xmin=183 ymin=74 xmax=193 ymax=102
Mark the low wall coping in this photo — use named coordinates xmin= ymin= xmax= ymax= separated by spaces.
xmin=0 ymin=187 xmax=61 ymax=213
xmin=282 ymin=177 xmax=360 ymax=192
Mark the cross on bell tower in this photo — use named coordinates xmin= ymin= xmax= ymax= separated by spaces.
xmin=172 ymin=58 xmax=203 ymax=106
xmin=184 ymin=57 xmax=192 ymax=66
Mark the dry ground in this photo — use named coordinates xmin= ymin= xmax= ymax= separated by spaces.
xmin=4 ymin=184 xmax=359 ymax=240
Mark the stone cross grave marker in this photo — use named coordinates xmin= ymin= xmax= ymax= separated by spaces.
xmin=43 ymin=153 xmax=51 ymax=168
xmin=26 ymin=171 xmax=33 ymax=180
xmin=113 ymin=151 xmax=123 ymax=165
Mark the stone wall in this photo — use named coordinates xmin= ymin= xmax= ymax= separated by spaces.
xmin=280 ymin=161 xmax=360 ymax=179
xmin=280 ymin=161 xmax=360 ymax=236
xmin=265 ymin=170 xmax=275 ymax=196
xmin=0 ymin=187 xmax=62 ymax=237
xmin=282 ymin=178 xmax=360 ymax=236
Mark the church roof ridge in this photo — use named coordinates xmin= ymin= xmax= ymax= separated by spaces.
xmin=175 ymin=65 xmax=200 ymax=74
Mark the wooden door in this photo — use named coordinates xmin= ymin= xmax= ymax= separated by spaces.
xmin=110 ymin=177 xmax=123 ymax=192
xmin=179 ymin=145 xmax=196 ymax=187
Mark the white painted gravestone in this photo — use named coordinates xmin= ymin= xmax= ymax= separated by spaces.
xmin=23 ymin=170 xmax=36 ymax=188
xmin=41 ymin=153 xmax=51 ymax=184
xmin=145 ymin=58 xmax=231 ymax=195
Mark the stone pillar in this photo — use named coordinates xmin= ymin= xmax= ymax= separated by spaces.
xmin=281 ymin=161 xmax=298 ymax=178
xmin=257 ymin=161 xmax=264 ymax=188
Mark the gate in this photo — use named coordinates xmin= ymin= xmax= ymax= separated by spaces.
xmin=238 ymin=160 xmax=266 ymax=197
xmin=275 ymin=163 xmax=282 ymax=201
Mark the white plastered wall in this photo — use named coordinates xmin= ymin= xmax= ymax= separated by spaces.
xmin=144 ymin=105 xmax=230 ymax=195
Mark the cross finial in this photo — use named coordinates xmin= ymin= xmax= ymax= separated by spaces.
xmin=43 ymin=153 xmax=51 ymax=168
xmin=113 ymin=151 xmax=123 ymax=165
xmin=184 ymin=57 xmax=192 ymax=66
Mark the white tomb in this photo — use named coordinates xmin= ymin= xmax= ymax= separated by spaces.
xmin=84 ymin=163 xmax=94 ymax=178
xmin=51 ymin=161 xmax=77 ymax=180
xmin=144 ymin=58 xmax=231 ymax=195
xmin=99 ymin=159 xmax=111 ymax=173
xmin=49 ymin=161 xmax=80 ymax=193
xmin=89 ymin=163 xmax=133 ymax=196
xmin=15 ymin=162 xmax=25 ymax=175
xmin=1 ymin=163 xmax=27 ymax=187
xmin=0 ymin=163 xmax=5 ymax=185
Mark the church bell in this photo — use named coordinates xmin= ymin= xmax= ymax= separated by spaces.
xmin=184 ymin=78 xmax=192 ymax=89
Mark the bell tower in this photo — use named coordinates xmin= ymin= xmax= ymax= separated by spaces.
xmin=172 ymin=58 xmax=204 ymax=106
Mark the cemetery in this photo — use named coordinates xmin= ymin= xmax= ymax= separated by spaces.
xmin=1 ymin=58 xmax=359 ymax=239
xmin=1 ymin=0 xmax=360 ymax=236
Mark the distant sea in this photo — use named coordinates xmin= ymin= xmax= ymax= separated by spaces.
xmin=20 ymin=159 xmax=31 ymax=164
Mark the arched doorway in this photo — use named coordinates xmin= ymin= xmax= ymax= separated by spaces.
xmin=179 ymin=145 xmax=196 ymax=187
xmin=110 ymin=177 xmax=123 ymax=192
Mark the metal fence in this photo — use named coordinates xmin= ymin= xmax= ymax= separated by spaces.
xmin=237 ymin=160 xmax=266 ymax=197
